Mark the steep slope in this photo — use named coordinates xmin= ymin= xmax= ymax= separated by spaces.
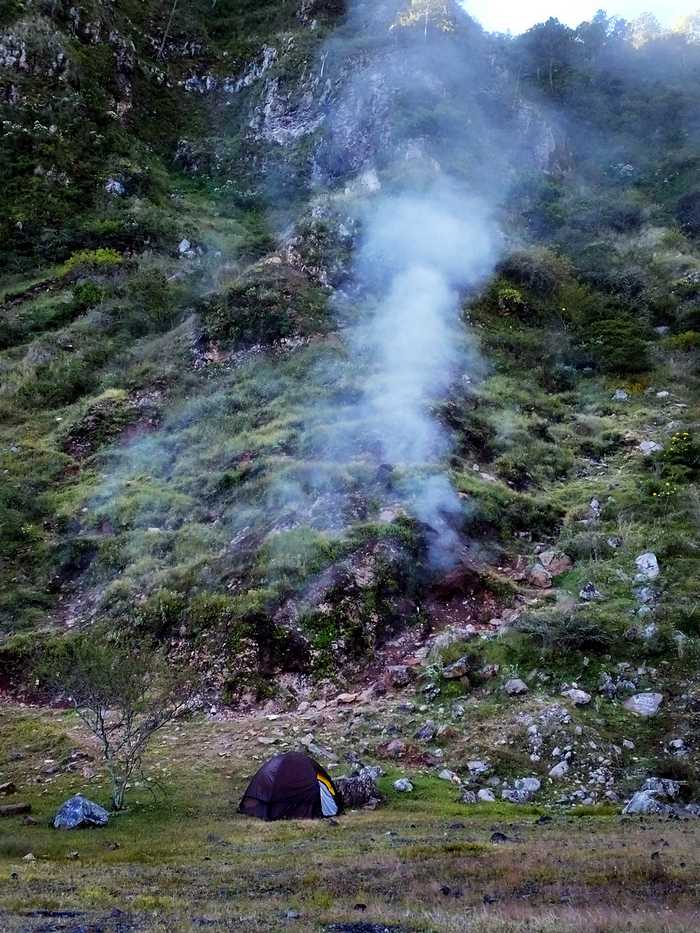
xmin=1 ymin=0 xmax=700 ymax=807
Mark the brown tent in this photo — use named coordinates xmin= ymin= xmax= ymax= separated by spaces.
xmin=238 ymin=752 xmax=343 ymax=821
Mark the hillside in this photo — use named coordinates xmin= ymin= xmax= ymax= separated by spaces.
xmin=1 ymin=1 xmax=700 ymax=929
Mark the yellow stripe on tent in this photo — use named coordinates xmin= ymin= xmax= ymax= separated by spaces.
xmin=317 ymin=773 xmax=336 ymax=795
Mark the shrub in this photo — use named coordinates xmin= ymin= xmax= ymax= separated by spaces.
xmin=72 ymin=281 xmax=105 ymax=311
xmin=38 ymin=636 xmax=198 ymax=810
xmin=496 ymin=285 xmax=527 ymax=314
xmin=186 ymin=593 xmax=239 ymax=635
xmin=514 ymin=610 xmax=613 ymax=654
xmin=16 ymin=356 xmax=97 ymax=409
xmin=200 ymin=263 xmax=329 ymax=347
xmin=126 ymin=267 xmax=179 ymax=332
xmin=494 ymin=441 xmax=572 ymax=489
xmin=664 ymin=331 xmax=700 ymax=352
xmin=660 ymin=431 xmax=700 ymax=480
xmin=0 ymin=0 xmax=26 ymax=27
xmin=136 ymin=588 xmax=187 ymax=638
xmin=63 ymin=248 xmax=123 ymax=276
xmin=584 ymin=318 xmax=650 ymax=374
xmin=497 ymin=248 xmax=572 ymax=296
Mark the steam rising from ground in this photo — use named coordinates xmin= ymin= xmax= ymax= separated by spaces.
xmin=318 ymin=0 xmax=505 ymax=568
xmin=355 ymin=189 xmax=498 ymax=466
xmin=345 ymin=188 xmax=500 ymax=566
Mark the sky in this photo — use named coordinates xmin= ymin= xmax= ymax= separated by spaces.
xmin=460 ymin=0 xmax=693 ymax=35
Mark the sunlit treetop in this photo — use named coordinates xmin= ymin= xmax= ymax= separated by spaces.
xmin=391 ymin=0 xmax=459 ymax=33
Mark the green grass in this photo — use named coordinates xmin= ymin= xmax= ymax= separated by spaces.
xmin=1 ymin=706 xmax=700 ymax=932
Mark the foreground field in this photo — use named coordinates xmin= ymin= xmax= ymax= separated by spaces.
xmin=1 ymin=705 xmax=699 ymax=933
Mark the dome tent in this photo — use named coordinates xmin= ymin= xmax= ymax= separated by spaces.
xmin=238 ymin=752 xmax=343 ymax=821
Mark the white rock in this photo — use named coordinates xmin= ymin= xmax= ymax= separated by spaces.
xmin=635 ymin=552 xmax=660 ymax=580
xmin=467 ymin=760 xmax=490 ymax=776
xmin=438 ymin=769 xmax=460 ymax=783
xmin=623 ymin=692 xmax=663 ymax=718
xmin=612 ymin=389 xmax=629 ymax=401
xmin=639 ymin=441 xmax=663 ymax=456
xmin=104 ymin=177 xmax=125 ymax=196
xmin=394 ymin=778 xmax=413 ymax=793
xmin=504 ymin=678 xmax=529 ymax=696
xmin=178 ymin=238 xmax=192 ymax=254
xmin=579 ymin=583 xmax=603 ymax=602
xmin=642 ymin=777 xmax=680 ymax=799
xmin=477 ymin=788 xmax=496 ymax=803
xmin=549 ymin=760 xmax=569 ymax=780
xmin=623 ymin=790 xmax=670 ymax=816
xmin=561 ymin=688 xmax=592 ymax=706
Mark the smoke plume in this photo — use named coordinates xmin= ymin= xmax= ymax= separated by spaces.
xmin=315 ymin=1 xmax=505 ymax=567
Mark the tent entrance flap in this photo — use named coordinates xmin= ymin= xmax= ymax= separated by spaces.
xmin=318 ymin=778 xmax=339 ymax=817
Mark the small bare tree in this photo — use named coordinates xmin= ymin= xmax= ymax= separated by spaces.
xmin=43 ymin=637 xmax=198 ymax=811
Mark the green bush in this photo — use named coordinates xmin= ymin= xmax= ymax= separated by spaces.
xmin=126 ymin=268 xmax=179 ymax=332
xmin=659 ymin=431 xmax=700 ymax=480
xmin=584 ymin=318 xmax=650 ymax=374
xmin=494 ymin=441 xmax=572 ymax=489
xmin=63 ymin=248 xmax=123 ymax=276
xmin=16 ymin=357 xmax=97 ymax=409
xmin=514 ymin=610 xmax=613 ymax=654
xmin=136 ymin=589 xmax=187 ymax=639
xmin=455 ymin=472 xmax=563 ymax=538
xmin=72 ymin=281 xmax=105 ymax=311
xmin=664 ymin=330 xmax=700 ymax=352
xmin=0 ymin=0 xmax=26 ymax=27
xmin=496 ymin=285 xmax=527 ymax=314
xmin=200 ymin=263 xmax=329 ymax=347
xmin=677 ymin=190 xmax=700 ymax=237
xmin=186 ymin=593 xmax=239 ymax=635
xmin=498 ymin=248 xmax=572 ymax=295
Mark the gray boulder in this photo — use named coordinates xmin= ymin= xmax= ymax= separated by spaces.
xmin=623 ymin=790 xmax=671 ymax=816
xmin=386 ymin=665 xmax=413 ymax=688
xmin=393 ymin=778 xmax=413 ymax=793
xmin=635 ymin=552 xmax=660 ymax=580
xmin=516 ymin=777 xmax=541 ymax=795
xmin=336 ymin=766 xmax=383 ymax=810
xmin=642 ymin=777 xmax=680 ymax=799
xmin=548 ymin=760 xmax=569 ymax=780
xmin=414 ymin=720 xmax=437 ymax=742
xmin=53 ymin=795 xmax=109 ymax=830
xmin=467 ymin=760 xmax=490 ymax=777
xmin=579 ymin=582 xmax=603 ymax=602
xmin=623 ymin=777 xmax=682 ymax=816
xmin=442 ymin=657 xmax=471 ymax=680
xmin=502 ymin=776 xmax=541 ymax=803
xmin=561 ymin=688 xmax=592 ymax=706
xmin=504 ymin=678 xmax=529 ymax=696
xmin=428 ymin=625 xmax=478 ymax=659
xmin=623 ymin=693 xmax=663 ymax=718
